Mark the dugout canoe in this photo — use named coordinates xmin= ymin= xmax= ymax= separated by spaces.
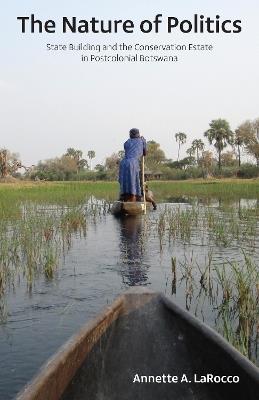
xmin=111 ymin=200 xmax=148 ymax=216
xmin=17 ymin=287 xmax=259 ymax=400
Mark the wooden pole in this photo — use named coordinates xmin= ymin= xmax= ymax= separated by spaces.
xmin=142 ymin=156 xmax=146 ymax=214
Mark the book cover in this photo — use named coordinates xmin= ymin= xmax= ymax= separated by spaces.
xmin=0 ymin=1 xmax=259 ymax=399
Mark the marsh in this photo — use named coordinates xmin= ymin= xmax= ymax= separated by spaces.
xmin=0 ymin=180 xmax=258 ymax=399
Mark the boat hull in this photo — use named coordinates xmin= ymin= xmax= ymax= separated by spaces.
xmin=17 ymin=288 xmax=259 ymax=400
xmin=111 ymin=201 xmax=147 ymax=216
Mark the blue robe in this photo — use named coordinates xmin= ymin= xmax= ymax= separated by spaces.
xmin=119 ymin=138 xmax=146 ymax=196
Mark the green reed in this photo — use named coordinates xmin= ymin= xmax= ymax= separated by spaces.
xmin=171 ymin=252 xmax=259 ymax=364
xmin=153 ymin=204 xmax=258 ymax=250
xmin=0 ymin=203 xmax=91 ymax=320
xmin=149 ymin=179 xmax=259 ymax=201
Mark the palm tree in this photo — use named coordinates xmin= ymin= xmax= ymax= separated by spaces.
xmin=87 ymin=150 xmax=96 ymax=171
xmin=175 ymin=132 xmax=187 ymax=161
xmin=65 ymin=148 xmax=87 ymax=173
xmin=65 ymin=148 xmax=83 ymax=162
xmin=191 ymin=139 xmax=205 ymax=163
xmin=186 ymin=147 xmax=195 ymax=158
xmin=204 ymin=119 xmax=233 ymax=170
xmin=234 ymin=129 xmax=245 ymax=167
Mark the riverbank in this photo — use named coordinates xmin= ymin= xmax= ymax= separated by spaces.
xmin=0 ymin=179 xmax=258 ymax=203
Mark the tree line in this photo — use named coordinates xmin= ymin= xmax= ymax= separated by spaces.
xmin=1 ymin=117 xmax=259 ymax=181
xmin=174 ymin=118 xmax=259 ymax=170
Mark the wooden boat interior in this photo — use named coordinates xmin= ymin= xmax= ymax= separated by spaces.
xmin=17 ymin=288 xmax=259 ymax=400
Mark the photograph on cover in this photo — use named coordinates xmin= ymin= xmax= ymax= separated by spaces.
xmin=0 ymin=0 xmax=259 ymax=399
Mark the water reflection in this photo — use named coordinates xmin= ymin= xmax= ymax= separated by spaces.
xmin=117 ymin=216 xmax=149 ymax=286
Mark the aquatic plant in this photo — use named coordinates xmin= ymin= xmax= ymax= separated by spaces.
xmin=0 ymin=203 xmax=89 ymax=312
xmin=152 ymin=202 xmax=258 ymax=251
xmin=171 ymin=252 xmax=259 ymax=363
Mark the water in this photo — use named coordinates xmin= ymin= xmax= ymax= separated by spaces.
xmin=0 ymin=198 xmax=259 ymax=399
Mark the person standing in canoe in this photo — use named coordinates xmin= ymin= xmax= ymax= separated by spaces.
xmin=119 ymin=128 xmax=147 ymax=202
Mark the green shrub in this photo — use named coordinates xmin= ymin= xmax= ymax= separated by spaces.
xmin=237 ymin=164 xmax=259 ymax=178
xmin=187 ymin=167 xmax=204 ymax=179
xmin=160 ymin=167 xmax=188 ymax=180
xmin=161 ymin=166 xmax=204 ymax=180
xmin=74 ymin=171 xmax=97 ymax=181
xmin=212 ymin=166 xmax=238 ymax=178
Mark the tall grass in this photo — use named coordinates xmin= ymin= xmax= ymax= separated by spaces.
xmin=0 ymin=203 xmax=92 ymax=321
xmin=149 ymin=179 xmax=259 ymax=200
xmin=171 ymin=253 xmax=259 ymax=362
xmin=153 ymin=204 xmax=258 ymax=249
xmin=150 ymin=202 xmax=259 ymax=363
xmin=0 ymin=179 xmax=258 ymax=210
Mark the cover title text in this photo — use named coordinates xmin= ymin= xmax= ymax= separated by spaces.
xmin=16 ymin=14 xmax=242 ymax=34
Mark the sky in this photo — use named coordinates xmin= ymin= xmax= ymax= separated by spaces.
xmin=0 ymin=0 xmax=259 ymax=167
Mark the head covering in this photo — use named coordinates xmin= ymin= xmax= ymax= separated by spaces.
xmin=129 ymin=128 xmax=140 ymax=138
